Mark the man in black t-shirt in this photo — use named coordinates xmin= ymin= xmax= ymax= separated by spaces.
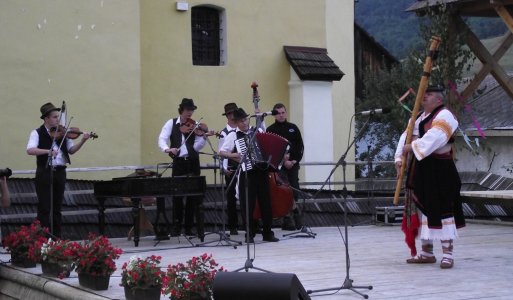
xmin=266 ymin=103 xmax=304 ymax=230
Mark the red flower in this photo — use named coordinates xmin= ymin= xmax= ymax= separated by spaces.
xmin=163 ymin=253 xmax=225 ymax=300
xmin=2 ymin=220 xmax=49 ymax=263
xmin=74 ymin=233 xmax=123 ymax=276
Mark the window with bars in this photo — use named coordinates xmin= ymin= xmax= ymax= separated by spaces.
xmin=191 ymin=6 xmax=220 ymax=66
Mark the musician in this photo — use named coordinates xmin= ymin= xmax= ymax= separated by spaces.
xmin=394 ymin=85 xmax=465 ymax=269
xmin=0 ymin=175 xmax=10 ymax=208
xmin=218 ymin=102 xmax=240 ymax=235
xmin=158 ymin=98 xmax=206 ymax=237
xmin=27 ymin=102 xmax=91 ymax=238
xmin=219 ymin=108 xmax=279 ymax=243
xmin=266 ymin=103 xmax=304 ymax=230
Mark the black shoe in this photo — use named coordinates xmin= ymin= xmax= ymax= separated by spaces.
xmin=262 ymin=232 xmax=279 ymax=242
xmin=245 ymin=233 xmax=255 ymax=243
xmin=184 ymin=228 xmax=196 ymax=236
xmin=293 ymin=210 xmax=304 ymax=229
xmin=281 ymin=216 xmax=296 ymax=231
xmin=170 ymin=226 xmax=181 ymax=237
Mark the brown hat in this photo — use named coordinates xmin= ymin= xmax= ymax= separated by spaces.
xmin=232 ymin=108 xmax=249 ymax=120
xmin=179 ymin=98 xmax=197 ymax=110
xmin=40 ymin=102 xmax=61 ymax=119
xmin=222 ymin=102 xmax=238 ymax=116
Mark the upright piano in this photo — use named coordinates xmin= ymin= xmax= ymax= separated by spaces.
xmin=94 ymin=176 xmax=206 ymax=246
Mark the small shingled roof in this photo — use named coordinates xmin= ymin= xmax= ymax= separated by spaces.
xmin=283 ymin=46 xmax=344 ymax=81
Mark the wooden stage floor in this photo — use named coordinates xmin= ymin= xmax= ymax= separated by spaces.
xmin=1 ymin=222 xmax=512 ymax=299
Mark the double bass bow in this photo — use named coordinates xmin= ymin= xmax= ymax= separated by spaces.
xmin=393 ymin=36 xmax=441 ymax=205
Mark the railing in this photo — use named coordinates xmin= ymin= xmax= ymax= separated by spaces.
xmin=10 ymin=160 xmax=398 ymax=190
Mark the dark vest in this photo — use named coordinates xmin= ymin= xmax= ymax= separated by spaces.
xmin=36 ymin=125 xmax=70 ymax=168
xmin=170 ymin=118 xmax=198 ymax=159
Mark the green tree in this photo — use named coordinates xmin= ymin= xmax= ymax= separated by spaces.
xmin=356 ymin=3 xmax=475 ymax=178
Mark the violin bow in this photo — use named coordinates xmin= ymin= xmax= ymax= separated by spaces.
xmin=393 ymin=36 xmax=441 ymax=205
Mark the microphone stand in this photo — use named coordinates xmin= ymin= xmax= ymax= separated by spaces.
xmin=233 ymin=117 xmax=271 ymax=273
xmin=307 ymin=114 xmax=374 ymax=299
xmin=195 ymin=149 xmax=241 ymax=248
xmin=45 ymin=112 xmax=70 ymax=238
xmin=281 ymin=184 xmax=317 ymax=238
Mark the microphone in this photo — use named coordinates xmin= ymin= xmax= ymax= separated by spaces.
xmin=250 ymin=110 xmax=279 ymax=117
xmin=356 ymin=108 xmax=391 ymax=116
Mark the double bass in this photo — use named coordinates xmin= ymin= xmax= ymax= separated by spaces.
xmin=249 ymin=81 xmax=294 ymax=219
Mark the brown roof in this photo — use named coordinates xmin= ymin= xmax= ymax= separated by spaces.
xmin=283 ymin=46 xmax=344 ymax=81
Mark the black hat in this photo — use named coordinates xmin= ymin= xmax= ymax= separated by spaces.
xmin=222 ymin=102 xmax=238 ymax=116
xmin=232 ymin=108 xmax=249 ymax=120
xmin=40 ymin=102 xmax=61 ymax=119
xmin=426 ymin=84 xmax=445 ymax=93
xmin=179 ymin=98 xmax=197 ymax=110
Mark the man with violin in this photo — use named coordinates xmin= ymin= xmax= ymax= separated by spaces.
xmin=158 ymin=98 xmax=207 ymax=237
xmin=26 ymin=102 xmax=91 ymax=238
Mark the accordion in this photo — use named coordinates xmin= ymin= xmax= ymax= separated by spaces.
xmin=235 ymin=131 xmax=290 ymax=171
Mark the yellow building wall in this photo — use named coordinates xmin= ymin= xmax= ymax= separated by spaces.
xmin=0 ymin=0 xmax=141 ymax=180
xmin=140 ymin=0 xmax=326 ymax=166
xmin=1 ymin=0 xmax=354 ymax=184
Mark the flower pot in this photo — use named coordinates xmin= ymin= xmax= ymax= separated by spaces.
xmin=11 ymin=253 xmax=36 ymax=268
xmin=124 ymin=285 xmax=162 ymax=300
xmin=78 ymin=272 xmax=111 ymax=290
xmin=41 ymin=261 xmax=71 ymax=278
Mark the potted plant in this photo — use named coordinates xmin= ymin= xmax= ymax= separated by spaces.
xmin=40 ymin=238 xmax=80 ymax=278
xmin=121 ymin=255 xmax=164 ymax=300
xmin=163 ymin=253 xmax=226 ymax=300
xmin=1 ymin=220 xmax=48 ymax=268
xmin=74 ymin=233 xmax=123 ymax=290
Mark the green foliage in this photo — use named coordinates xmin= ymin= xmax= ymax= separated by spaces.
xmin=355 ymin=0 xmax=506 ymax=60
xmin=356 ymin=2 xmax=476 ymax=178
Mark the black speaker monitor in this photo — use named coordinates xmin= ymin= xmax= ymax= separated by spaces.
xmin=213 ymin=272 xmax=311 ymax=300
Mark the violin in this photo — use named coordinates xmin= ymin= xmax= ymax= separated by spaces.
xmin=180 ymin=118 xmax=219 ymax=137
xmin=50 ymin=125 xmax=99 ymax=140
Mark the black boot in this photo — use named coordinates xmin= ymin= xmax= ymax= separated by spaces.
xmin=262 ymin=231 xmax=279 ymax=242
xmin=293 ymin=209 xmax=303 ymax=229
xmin=281 ymin=214 xmax=296 ymax=231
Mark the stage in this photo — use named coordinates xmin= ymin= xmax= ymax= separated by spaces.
xmin=1 ymin=223 xmax=512 ymax=299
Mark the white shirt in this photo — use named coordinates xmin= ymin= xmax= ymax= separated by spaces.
xmin=27 ymin=127 xmax=74 ymax=166
xmin=395 ymin=108 xmax=458 ymax=162
xmin=158 ymin=118 xmax=206 ymax=157
xmin=218 ymin=124 xmax=236 ymax=171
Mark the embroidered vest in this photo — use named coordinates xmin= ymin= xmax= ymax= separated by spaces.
xmin=418 ymin=105 xmax=455 ymax=159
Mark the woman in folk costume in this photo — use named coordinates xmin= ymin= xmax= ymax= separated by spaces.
xmin=395 ymin=84 xmax=465 ymax=269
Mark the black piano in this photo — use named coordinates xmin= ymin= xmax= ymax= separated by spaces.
xmin=94 ymin=176 xmax=206 ymax=246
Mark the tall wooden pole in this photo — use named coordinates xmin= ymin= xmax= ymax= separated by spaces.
xmin=393 ymin=36 xmax=441 ymax=205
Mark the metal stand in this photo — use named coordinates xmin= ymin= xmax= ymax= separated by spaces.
xmin=195 ymin=152 xmax=241 ymax=248
xmin=232 ymin=119 xmax=272 ymax=273
xmin=307 ymin=115 xmax=373 ymax=298
xmin=282 ymin=186 xmax=316 ymax=238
